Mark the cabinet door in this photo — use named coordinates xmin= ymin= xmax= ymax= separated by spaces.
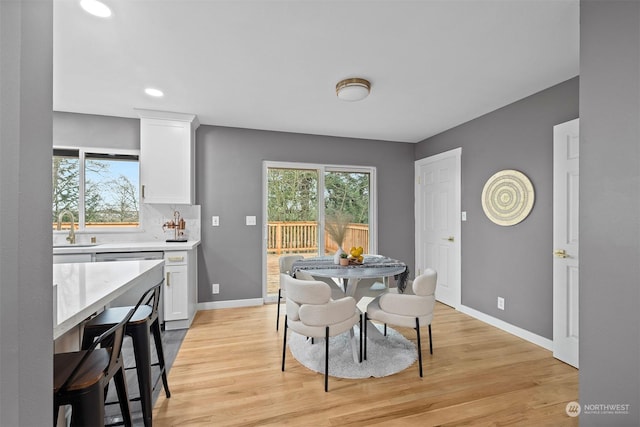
xmin=140 ymin=118 xmax=193 ymax=204
xmin=164 ymin=264 xmax=189 ymax=321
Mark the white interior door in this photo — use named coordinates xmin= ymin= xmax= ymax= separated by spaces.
xmin=415 ymin=148 xmax=461 ymax=308
xmin=553 ymin=118 xmax=579 ymax=368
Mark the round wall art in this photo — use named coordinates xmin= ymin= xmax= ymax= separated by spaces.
xmin=481 ymin=169 xmax=535 ymax=226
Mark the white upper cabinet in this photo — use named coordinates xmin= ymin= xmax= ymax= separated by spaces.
xmin=137 ymin=109 xmax=200 ymax=205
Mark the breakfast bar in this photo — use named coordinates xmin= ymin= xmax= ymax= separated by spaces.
xmin=53 ymin=259 xmax=164 ymax=340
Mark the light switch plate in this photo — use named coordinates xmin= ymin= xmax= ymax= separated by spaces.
xmin=246 ymin=215 xmax=256 ymax=226
xmin=211 ymin=216 xmax=219 ymax=226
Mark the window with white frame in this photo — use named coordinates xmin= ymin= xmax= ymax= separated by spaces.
xmin=52 ymin=148 xmax=141 ymax=231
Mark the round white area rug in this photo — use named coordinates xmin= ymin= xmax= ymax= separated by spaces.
xmin=288 ymin=325 xmax=417 ymax=379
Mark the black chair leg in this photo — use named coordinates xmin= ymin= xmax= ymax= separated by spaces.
xmin=364 ymin=312 xmax=368 ymax=361
xmin=71 ymin=383 xmax=105 ymax=427
xmin=151 ymin=318 xmax=171 ymax=398
xmin=53 ymin=398 xmax=60 ymax=426
xmin=130 ymin=326 xmax=153 ymax=427
xmin=276 ymin=289 xmax=282 ymax=331
xmin=384 ymin=323 xmax=387 ymax=336
xmin=324 ymin=326 xmax=329 ymax=392
xmin=281 ymin=315 xmax=288 ymax=371
xmin=416 ymin=317 xmax=423 ymax=377
xmin=113 ymin=367 xmax=133 ymax=427
xmin=429 ymin=324 xmax=433 ymax=355
xmin=359 ymin=314 xmax=363 ymax=363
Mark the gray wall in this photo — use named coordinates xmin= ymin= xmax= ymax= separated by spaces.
xmin=0 ymin=0 xmax=53 ymax=425
xmin=53 ymin=111 xmax=139 ymax=149
xmin=580 ymin=1 xmax=640 ymax=425
xmin=195 ymin=126 xmax=415 ymax=302
xmin=415 ymin=77 xmax=579 ymax=339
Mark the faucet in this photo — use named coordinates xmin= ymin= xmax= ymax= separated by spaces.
xmin=57 ymin=210 xmax=76 ymax=244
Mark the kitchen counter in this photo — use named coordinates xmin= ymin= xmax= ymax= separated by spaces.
xmin=53 ymin=259 xmax=164 ymax=339
xmin=53 ymin=239 xmax=200 ymax=255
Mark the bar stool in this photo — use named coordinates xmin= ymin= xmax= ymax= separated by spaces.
xmin=82 ymin=282 xmax=170 ymax=427
xmin=54 ymin=307 xmax=135 ymax=427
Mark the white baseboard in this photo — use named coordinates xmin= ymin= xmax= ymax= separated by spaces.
xmin=197 ymin=298 xmax=264 ymax=311
xmin=164 ymin=317 xmax=194 ymax=331
xmin=458 ymin=304 xmax=553 ymax=351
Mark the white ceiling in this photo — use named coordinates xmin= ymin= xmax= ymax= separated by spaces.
xmin=53 ymin=0 xmax=579 ymax=143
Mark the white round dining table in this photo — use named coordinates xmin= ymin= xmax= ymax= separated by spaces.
xmin=292 ymin=255 xmax=407 ymax=296
xmin=291 ymin=255 xmax=408 ymax=360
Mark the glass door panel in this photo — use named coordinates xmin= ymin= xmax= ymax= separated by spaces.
xmin=266 ymin=167 xmax=319 ymax=298
xmin=324 ymin=171 xmax=370 ymax=255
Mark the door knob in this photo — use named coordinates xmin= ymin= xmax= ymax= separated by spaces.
xmin=442 ymin=236 xmax=454 ymax=242
xmin=553 ymin=249 xmax=568 ymax=258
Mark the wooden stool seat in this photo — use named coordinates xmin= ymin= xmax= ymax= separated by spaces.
xmin=54 ymin=349 xmax=109 ymax=392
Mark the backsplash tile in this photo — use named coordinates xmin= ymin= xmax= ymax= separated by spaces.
xmin=52 ymin=204 xmax=201 ymax=245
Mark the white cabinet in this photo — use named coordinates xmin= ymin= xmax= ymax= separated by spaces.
xmin=137 ymin=109 xmax=199 ymax=205
xmin=163 ymin=249 xmax=197 ymax=330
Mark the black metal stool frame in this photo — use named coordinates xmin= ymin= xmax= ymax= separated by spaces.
xmin=82 ymin=280 xmax=170 ymax=427
xmin=55 ymin=307 xmax=136 ymax=427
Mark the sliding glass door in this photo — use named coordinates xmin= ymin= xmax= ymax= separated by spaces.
xmin=263 ymin=161 xmax=376 ymax=300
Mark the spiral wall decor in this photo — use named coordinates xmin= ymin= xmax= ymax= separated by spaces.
xmin=481 ymin=169 xmax=535 ymax=226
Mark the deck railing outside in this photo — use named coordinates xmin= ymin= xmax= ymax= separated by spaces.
xmin=267 ymin=221 xmax=369 ymax=255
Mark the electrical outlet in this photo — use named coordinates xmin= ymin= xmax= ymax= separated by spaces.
xmin=211 ymin=283 xmax=220 ymax=294
xmin=497 ymin=296 xmax=505 ymax=310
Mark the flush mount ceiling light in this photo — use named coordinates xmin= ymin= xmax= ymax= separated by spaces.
xmin=80 ymin=0 xmax=112 ymax=18
xmin=336 ymin=78 xmax=371 ymax=102
xmin=144 ymin=88 xmax=164 ymax=97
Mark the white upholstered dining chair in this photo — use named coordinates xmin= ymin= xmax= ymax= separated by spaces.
xmin=365 ymin=269 xmax=437 ymax=377
xmin=281 ymin=275 xmax=362 ymax=392
xmin=294 ymin=269 xmax=345 ymax=301
xmin=276 ymin=255 xmax=304 ymax=331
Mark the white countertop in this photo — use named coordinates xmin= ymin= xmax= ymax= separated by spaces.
xmin=53 ymin=239 xmax=200 ymax=255
xmin=53 ymin=259 xmax=165 ymax=339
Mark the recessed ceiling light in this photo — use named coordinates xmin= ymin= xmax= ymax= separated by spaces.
xmin=144 ymin=88 xmax=164 ymax=98
xmin=80 ymin=0 xmax=112 ymax=18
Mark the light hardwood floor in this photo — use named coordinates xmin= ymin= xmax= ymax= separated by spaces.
xmin=153 ymin=303 xmax=578 ymax=426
